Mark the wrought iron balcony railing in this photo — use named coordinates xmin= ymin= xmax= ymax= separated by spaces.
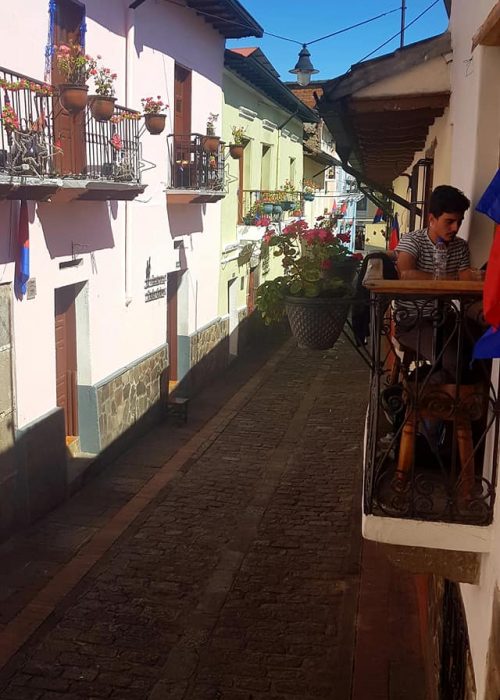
xmin=166 ymin=134 xmax=225 ymax=193
xmin=364 ymin=280 xmax=499 ymax=527
xmin=241 ymin=190 xmax=304 ymax=225
xmin=0 ymin=67 xmax=141 ymax=184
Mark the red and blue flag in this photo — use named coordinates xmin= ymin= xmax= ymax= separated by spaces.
xmin=15 ymin=200 xmax=29 ymax=299
xmin=388 ymin=213 xmax=400 ymax=251
xmin=472 ymin=169 xmax=500 ymax=359
xmin=373 ymin=207 xmax=384 ymax=223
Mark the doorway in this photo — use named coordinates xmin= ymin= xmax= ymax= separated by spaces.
xmin=52 ymin=0 xmax=87 ymax=176
xmin=173 ymin=64 xmax=192 ymax=187
xmin=227 ymin=278 xmax=238 ymax=357
xmin=55 ymin=285 xmax=78 ymax=437
xmin=167 ymin=272 xmax=180 ymax=384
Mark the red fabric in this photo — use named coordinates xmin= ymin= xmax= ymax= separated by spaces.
xmin=483 ymin=224 xmax=500 ymax=328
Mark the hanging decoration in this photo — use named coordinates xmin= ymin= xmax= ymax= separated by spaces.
xmin=44 ymin=0 xmax=57 ymax=82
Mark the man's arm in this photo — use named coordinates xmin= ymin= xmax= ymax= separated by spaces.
xmin=396 ymin=251 xmax=433 ymax=280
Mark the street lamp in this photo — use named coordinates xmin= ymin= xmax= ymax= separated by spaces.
xmin=289 ymin=44 xmax=319 ymax=87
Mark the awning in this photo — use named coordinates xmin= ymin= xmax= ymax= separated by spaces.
xmin=318 ymin=32 xmax=451 ymax=190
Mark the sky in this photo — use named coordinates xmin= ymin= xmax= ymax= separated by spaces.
xmin=227 ymin=0 xmax=449 ymax=82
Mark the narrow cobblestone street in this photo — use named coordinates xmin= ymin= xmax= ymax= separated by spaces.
xmin=0 ymin=337 xmax=424 ymax=699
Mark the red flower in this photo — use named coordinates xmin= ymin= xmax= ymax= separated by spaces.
xmin=321 ymin=259 xmax=333 ymax=270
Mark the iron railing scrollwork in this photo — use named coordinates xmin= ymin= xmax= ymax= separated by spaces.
xmin=166 ymin=133 xmax=226 ymax=193
xmin=0 ymin=66 xmax=141 ymax=183
xmin=364 ymin=287 xmax=499 ymax=525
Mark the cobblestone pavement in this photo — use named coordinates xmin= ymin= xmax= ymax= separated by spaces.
xmin=0 ymin=338 xmax=423 ymax=699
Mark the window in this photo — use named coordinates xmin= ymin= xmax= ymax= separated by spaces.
xmin=289 ymin=157 xmax=296 ymax=187
xmin=261 ymin=145 xmax=271 ymax=191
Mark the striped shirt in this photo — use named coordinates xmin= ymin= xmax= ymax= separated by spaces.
xmin=395 ymin=228 xmax=470 ymax=320
xmin=396 ymin=228 xmax=470 ymax=276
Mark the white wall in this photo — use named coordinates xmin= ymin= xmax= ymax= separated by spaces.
xmin=0 ymin=0 xmax=225 ymax=427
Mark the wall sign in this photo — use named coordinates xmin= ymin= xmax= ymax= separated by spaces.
xmin=144 ymin=268 xmax=166 ymax=303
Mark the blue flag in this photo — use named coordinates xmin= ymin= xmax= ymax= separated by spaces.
xmin=476 ymin=169 xmax=500 ymax=224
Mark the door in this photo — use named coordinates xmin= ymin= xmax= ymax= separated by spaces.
xmin=52 ymin=0 xmax=86 ymax=176
xmin=167 ymin=273 xmax=179 ymax=382
xmin=228 ymin=278 xmax=238 ymax=357
xmin=55 ymin=285 xmax=78 ymax=436
xmin=173 ymin=65 xmax=192 ymax=187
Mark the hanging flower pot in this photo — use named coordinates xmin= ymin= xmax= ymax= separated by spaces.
xmin=261 ymin=202 xmax=274 ymax=215
xmin=281 ymin=200 xmax=296 ymax=212
xmin=144 ymin=113 xmax=166 ymax=135
xmin=229 ymin=143 xmax=244 ymax=159
xmin=89 ymin=95 xmax=116 ymax=122
xmin=58 ymin=84 xmax=89 ymax=114
xmin=273 ymin=204 xmax=283 ymax=217
xmin=284 ymin=295 xmax=351 ymax=350
xmin=304 ymin=193 xmax=315 ymax=202
xmin=202 ymin=135 xmax=220 ymax=153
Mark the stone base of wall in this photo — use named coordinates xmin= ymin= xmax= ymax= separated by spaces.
xmin=95 ymin=345 xmax=168 ymax=453
xmin=186 ymin=318 xmax=230 ymax=395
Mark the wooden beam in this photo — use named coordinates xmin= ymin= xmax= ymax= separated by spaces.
xmin=472 ymin=1 xmax=500 ymax=49
xmin=349 ymin=92 xmax=450 ymax=113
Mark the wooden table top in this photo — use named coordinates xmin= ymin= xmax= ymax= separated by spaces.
xmin=364 ymin=279 xmax=484 ymax=296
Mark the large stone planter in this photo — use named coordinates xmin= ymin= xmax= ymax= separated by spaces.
xmin=284 ymin=295 xmax=351 ymax=350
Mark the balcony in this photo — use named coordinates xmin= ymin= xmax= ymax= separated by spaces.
xmin=0 ymin=66 xmax=145 ymax=201
xmin=165 ymin=134 xmax=226 ymax=204
xmin=362 ymin=279 xmax=499 ymax=563
xmin=240 ymin=190 xmax=304 ymax=226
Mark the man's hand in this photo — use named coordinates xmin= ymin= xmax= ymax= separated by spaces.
xmin=396 ymin=251 xmax=433 ymax=280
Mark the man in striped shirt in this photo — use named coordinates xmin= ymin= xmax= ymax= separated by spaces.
xmin=395 ymin=185 xmax=478 ymax=381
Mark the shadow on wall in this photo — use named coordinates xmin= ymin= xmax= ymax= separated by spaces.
xmin=37 ymin=201 xmax=115 ymax=258
xmin=0 ymin=407 xmax=67 ymax=543
xmin=132 ymin=1 xmax=224 ymax=87
xmin=167 ymin=203 xmax=204 ymax=238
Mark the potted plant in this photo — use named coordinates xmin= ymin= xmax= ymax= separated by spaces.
xmin=280 ymin=179 xmax=297 ymax=211
xmin=141 ymin=96 xmax=167 ymax=135
xmin=256 ymin=217 xmax=362 ymax=350
xmin=55 ymin=43 xmax=96 ymax=113
xmin=202 ymin=113 xmax=220 ymax=153
xmin=303 ymin=179 xmax=316 ymax=202
xmin=89 ymin=58 xmax=117 ymax=121
xmin=229 ymin=125 xmax=245 ymax=159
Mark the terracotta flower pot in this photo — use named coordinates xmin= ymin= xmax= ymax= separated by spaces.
xmin=229 ymin=143 xmax=244 ymax=159
xmin=89 ymin=95 xmax=116 ymax=122
xmin=202 ymin=135 xmax=220 ymax=153
xmin=284 ymin=295 xmax=351 ymax=350
xmin=144 ymin=113 xmax=166 ymax=135
xmin=59 ymin=84 xmax=88 ymax=114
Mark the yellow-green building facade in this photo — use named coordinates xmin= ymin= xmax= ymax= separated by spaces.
xmin=219 ymin=48 xmax=317 ymax=355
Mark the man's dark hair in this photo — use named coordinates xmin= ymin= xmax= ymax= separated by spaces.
xmin=429 ymin=185 xmax=470 ymax=217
